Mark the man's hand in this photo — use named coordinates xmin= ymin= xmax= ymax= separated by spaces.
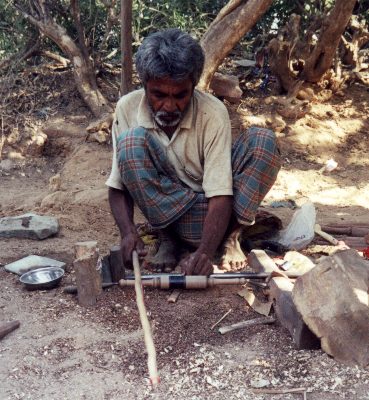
xmin=121 ymin=232 xmax=147 ymax=269
xmin=179 ymin=249 xmax=213 ymax=276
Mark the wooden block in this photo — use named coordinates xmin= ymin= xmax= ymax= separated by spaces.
xmin=74 ymin=242 xmax=102 ymax=307
xmin=109 ymin=245 xmax=125 ymax=282
xmin=247 ymin=249 xmax=279 ymax=273
xmin=293 ymin=249 xmax=369 ymax=365
xmin=167 ymin=289 xmax=181 ymax=303
xmin=269 ymin=276 xmax=320 ymax=350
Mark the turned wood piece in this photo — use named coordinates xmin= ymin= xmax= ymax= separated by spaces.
xmin=73 ymin=241 xmax=102 ymax=307
xmin=109 ymin=245 xmax=125 ymax=282
xmin=0 ymin=320 xmax=20 ymax=341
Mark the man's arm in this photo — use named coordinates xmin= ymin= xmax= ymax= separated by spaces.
xmin=108 ymin=187 xmax=145 ymax=268
xmin=179 ymin=195 xmax=233 ymax=275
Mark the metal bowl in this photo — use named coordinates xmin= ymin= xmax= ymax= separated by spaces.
xmin=19 ymin=267 xmax=65 ymax=290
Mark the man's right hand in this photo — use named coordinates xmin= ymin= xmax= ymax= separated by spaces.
xmin=120 ymin=232 xmax=147 ymax=269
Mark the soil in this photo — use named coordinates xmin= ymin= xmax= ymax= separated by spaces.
xmin=0 ymin=68 xmax=369 ymax=400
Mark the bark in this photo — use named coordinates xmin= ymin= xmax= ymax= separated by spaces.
xmin=14 ymin=1 xmax=112 ymax=117
xmin=198 ymin=0 xmax=273 ymax=90
xmin=302 ymin=0 xmax=357 ymax=82
xmin=341 ymin=16 xmax=369 ymax=71
xmin=120 ymin=0 xmax=133 ymax=95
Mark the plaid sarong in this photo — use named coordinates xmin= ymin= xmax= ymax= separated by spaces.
xmin=117 ymin=126 xmax=281 ymax=246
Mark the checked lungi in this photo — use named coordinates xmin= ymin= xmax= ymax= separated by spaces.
xmin=117 ymin=126 xmax=281 ymax=246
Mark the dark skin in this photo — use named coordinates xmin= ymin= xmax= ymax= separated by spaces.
xmin=108 ymin=76 xmax=233 ymax=275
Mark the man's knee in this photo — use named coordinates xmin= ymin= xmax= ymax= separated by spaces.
xmin=117 ymin=127 xmax=147 ymax=164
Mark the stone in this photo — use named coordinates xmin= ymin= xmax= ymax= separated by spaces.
xmin=0 ymin=213 xmax=59 ymax=240
xmin=209 ymin=72 xmax=242 ymax=103
xmin=0 ymin=159 xmax=14 ymax=172
xmin=5 ymin=255 xmax=66 ymax=275
xmin=49 ymin=174 xmax=61 ymax=192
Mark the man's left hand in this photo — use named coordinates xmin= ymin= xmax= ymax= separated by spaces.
xmin=179 ymin=250 xmax=214 ymax=276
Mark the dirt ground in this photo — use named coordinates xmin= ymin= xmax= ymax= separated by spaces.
xmin=1 ymin=69 xmax=369 ymax=400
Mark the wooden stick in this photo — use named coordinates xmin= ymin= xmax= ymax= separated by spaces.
xmin=218 ymin=316 xmax=275 ymax=334
xmin=0 ymin=320 xmax=20 ymax=341
xmin=211 ymin=308 xmax=232 ymax=330
xmin=252 ymin=387 xmax=307 ymax=394
xmin=132 ymin=250 xmax=159 ymax=386
xmin=315 ymin=224 xmax=339 ymax=245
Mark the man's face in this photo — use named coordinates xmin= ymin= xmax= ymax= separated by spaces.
xmin=146 ymin=77 xmax=193 ymax=129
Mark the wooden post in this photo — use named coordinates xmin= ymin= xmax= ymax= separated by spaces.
xmin=120 ymin=0 xmax=133 ymax=95
xmin=73 ymin=241 xmax=102 ymax=307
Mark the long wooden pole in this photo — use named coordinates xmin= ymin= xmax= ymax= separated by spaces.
xmin=120 ymin=0 xmax=133 ymax=95
xmin=132 ymin=250 xmax=160 ymax=386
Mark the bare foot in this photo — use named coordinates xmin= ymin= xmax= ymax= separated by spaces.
xmin=145 ymin=234 xmax=178 ymax=272
xmin=220 ymin=229 xmax=247 ymax=271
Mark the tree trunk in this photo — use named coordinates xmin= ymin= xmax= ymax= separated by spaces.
xmin=341 ymin=16 xmax=369 ymax=71
xmin=268 ymin=0 xmax=357 ymax=94
xmin=16 ymin=2 xmax=112 ymax=117
xmin=198 ymin=0 xmax=273 ymax=90
xmin=120 ymin=0 xmax=133 ymax=95
xmin=302 ymin=0 xmax=357 ymax=82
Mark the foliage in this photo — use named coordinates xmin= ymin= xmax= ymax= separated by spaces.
xmin=0 ymin=0 xmax=366 ymax=64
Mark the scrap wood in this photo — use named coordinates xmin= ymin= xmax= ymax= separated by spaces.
xmin=252 ymin=387 xmax=307 ymax=399
xmin=0 ymin=320 xmax=20 ymax=341
xmin=210 ymin=308 xmax=232 ymax=330
xmin=167 ymin=289 xmax=181 ymax=303
xmin=238 ymin=288 xmax=272 ymax=316
xmin=218 ymin=316 xmax=275 ymax=334
xmin=132 ymin=250 xmax=160 ymax=386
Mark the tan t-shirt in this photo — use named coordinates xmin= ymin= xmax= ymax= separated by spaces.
xmin=105 ymin=88 xmax=233 ymax=198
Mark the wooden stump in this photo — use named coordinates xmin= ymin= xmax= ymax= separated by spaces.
xmin=293 ymin=249 xmax=369 ymax=366
xmin=73 ymin=241 xmax=102 ymax=307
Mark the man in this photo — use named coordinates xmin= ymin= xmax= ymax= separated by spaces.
xmin=106 ymin=28 xmax=281 ymax=276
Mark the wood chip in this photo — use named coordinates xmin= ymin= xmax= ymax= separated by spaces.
xmin=218 ymin=316 xmax=275 ymax=334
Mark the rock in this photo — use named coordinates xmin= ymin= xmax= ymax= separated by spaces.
xmin=292 ymin=249 xmax=369 ymax=366
xmin=209 ymin=72 xmax=242 ymax=103
xmin=25 ymin=131 xmax=47 ymax=156
xmin=87 ymin=131 xmax=109 ymax=144
xmin=40 ymin=191 xmax=69 ymax=209
xmin=250 ymin=378 xmax=270 ymax=388
xmin=5 ymin=255 xmax=66 ymax=275
xmin=0 ymin=159 xmax=14 ymax=172
xmin=49 ymin=174 xmax=61 ymax=192
xmin=0 ymin=213 xmax=59 ymax=240
xmin=267 ymin=115 xmax=286 ymax=133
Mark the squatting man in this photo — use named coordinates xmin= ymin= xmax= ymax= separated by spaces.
xmin=107 ymin=29 xmax=281 ymax=276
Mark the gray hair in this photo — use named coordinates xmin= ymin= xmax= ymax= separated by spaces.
xmin=135 ymin=29 xmax=205 ymax=86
